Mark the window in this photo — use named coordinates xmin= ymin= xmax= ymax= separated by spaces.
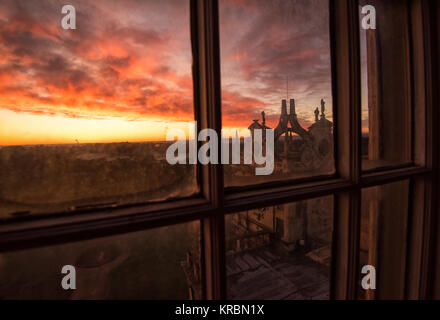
xmin=0 ymin=0 xmax=198 ymax=218
xmin=0 ymin=221 xmax=200 ymax=299
xmin=0 ymin=0 xmax=439 ymax=300
xmin=359 ymin=0 xmax=412 ymax=171
xmin=225 ymin=196 xmax=333 ymax=300
xmin=359 ymin=180 xmax=409 ymax=300
xmin=220 ymin=0 xmax=335 ymax=187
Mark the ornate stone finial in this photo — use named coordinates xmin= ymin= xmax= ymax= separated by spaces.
xmin=321 ymin=99 xmax=326 ymax=119
xmin=314 ymin=107 xmax=319 ymax=122
xmin=261 ymin=111 xmax=266 ymax=126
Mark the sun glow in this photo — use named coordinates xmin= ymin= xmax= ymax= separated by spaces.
xmin=0 ymin=109 xmax=193 ymax=145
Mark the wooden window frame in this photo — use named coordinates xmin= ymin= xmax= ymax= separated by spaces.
xmin=0 ymin=0 xmax=438 ymax=300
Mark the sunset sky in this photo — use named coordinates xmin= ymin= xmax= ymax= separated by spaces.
xmin=220 ymin=0 xmax=333 ymax=129
xmin=0 ymin=0 xmax=336 ymax=145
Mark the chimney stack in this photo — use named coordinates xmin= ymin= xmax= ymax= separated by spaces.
xmin=281 ymin=99 xmax=287 ymax=115
xmin=290 ymin=99 xmax=296 ymax=117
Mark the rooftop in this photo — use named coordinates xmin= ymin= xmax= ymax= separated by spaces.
xmin=226 ymin=245 xmax=330 ymax=300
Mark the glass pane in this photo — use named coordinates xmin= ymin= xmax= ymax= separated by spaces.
xmin=359 ymin=0 xmax=412 ymax=170
xmin=359 ymin=180 xmax=409 ymax=300
xmin=0 ymin=221 xmax=201 ymax=299
xmin=219 ymin=0 xmax=335 ymax=187
xmin=225 ymin=196 xmax=333 ymax=299
xmin=0 ymin=0 xmax=198 ymax=218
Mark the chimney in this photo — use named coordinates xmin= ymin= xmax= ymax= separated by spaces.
xmin=281 ymin=99 xmax=287 ymax=115
xmin=290 ymin=99 xmax=296 ymax=117
xmin=261 ymin=111 xmax=266 ymax=126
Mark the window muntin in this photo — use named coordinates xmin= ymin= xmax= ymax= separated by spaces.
xmin=0 ymin=0 xmax=198 ymax=218
xmin=219 ymin=0 xmax=335 ymax=187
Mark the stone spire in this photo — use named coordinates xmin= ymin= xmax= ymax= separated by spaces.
xmin=290 ymin=99 xmax=296 ymax=117
xmin=320 ymin=99 xmax=326 ymax=119
xmin=281 ymin=99 xmax=287 ymax=115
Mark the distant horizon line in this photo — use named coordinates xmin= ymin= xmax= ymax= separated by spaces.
xmin=0 ymin=133 xmax=371 ymax=148
xmin=0 ymin=140 xmax=170 ymax=147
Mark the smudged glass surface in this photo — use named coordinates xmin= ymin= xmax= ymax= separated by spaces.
xmin=359 ymin=0 xmax=412 ymax=170
xmin=219 ymin=0 xmax=335 ymax=187
xmin=225 ymin=196 xmax=333 ymax=299
xmin=0 ymin=0 xmax=198 ymax=218
xmin=359 ymin=180 xmax=409 ymax=300
xmin=0 ymin=221 xmax=201 ymax=299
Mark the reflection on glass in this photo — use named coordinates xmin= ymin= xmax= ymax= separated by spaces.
xmin=225 ymin=196 xmax=333 ymax=299
xmin=0 ymin=221 xmax=201 ymax=299
xmin=359 ymin=0 xmax=412 ymax=170
xmin=0 ymin=0 xmax=198 ymax=218
xmin=359 ymin=180 xmax=409 ymax=300
xmin=219 ymin=0 xmax=334 ymax=187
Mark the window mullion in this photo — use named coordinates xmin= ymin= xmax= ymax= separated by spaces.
xmin=193 ymin=0 xmax=226 ymax=300
xmin=331 ymin=0 xmax=362 ymax=299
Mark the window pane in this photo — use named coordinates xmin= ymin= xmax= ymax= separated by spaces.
xmin=360 ymin=0 xmax=412 ymax=170
xmin=225 ymin=196 xmax=333 ymax=299
xmin=0 ymin=0 xmax=198 ymax=218
xmin=359 ymin=180 xmax=409 ymax=300
xmin=219 ymin=0 xmax=335 ymax=187
xmin=0 ymin=221 xmax=201 ymax=299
